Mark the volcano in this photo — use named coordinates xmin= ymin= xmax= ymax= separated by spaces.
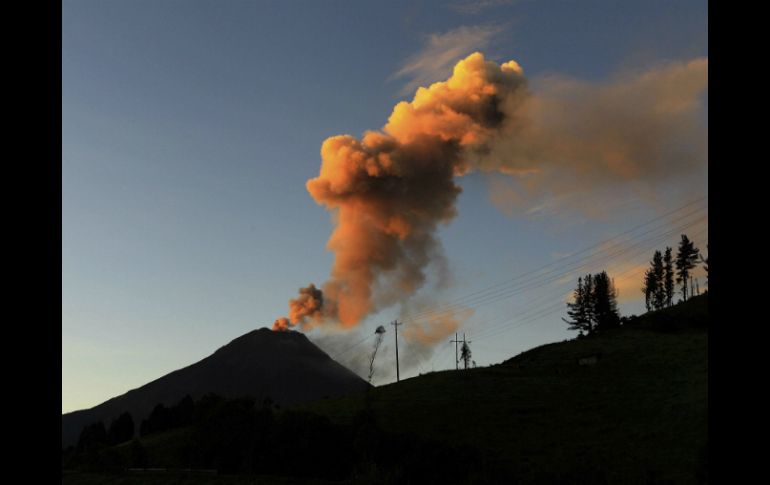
xmin=62 ymin=328 xmax=369 ymax=447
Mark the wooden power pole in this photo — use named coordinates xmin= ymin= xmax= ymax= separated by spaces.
xmin=450 ymin=333 xmax=462 ymax=370
xmin=391 ymin=320 xmax=403 ymax=382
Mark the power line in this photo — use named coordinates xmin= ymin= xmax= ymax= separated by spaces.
xmin=404 ymin=209 xmax=707 ymax=327
xmin=459 ymin=223 xmax=709 ymax=343
xmin=401 ymin=199 xmax=707 ymax=323
xmin=331 ymin=333 xmax=371 ymax=360
xmin=389 ymin=200 xmax=707 ymax=375
xmin=402 ymin=196 xmax=706 ymax=320
xmin=395 ymin=208 xmax=706 ymax=374
xmin=471 ymin=226 xmax=710 ymax=343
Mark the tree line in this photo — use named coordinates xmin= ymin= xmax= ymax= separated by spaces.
xmin=63 ymin=393 xmax=485 ymax=483
xmin=75 ymin=411 xmax=135 ymax=453
xmin=563 ymin=271 xmax=621 ymax=337
xmin=564 ymin=234 xmax=707 ymax=335
xmin=642 ymin=234 xmax=706 ymax=312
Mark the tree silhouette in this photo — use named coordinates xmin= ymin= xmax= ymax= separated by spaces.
xmin=77 ymin=421 xmax=107 ymax=453
xmin=642 ymin=250 xmax=667 ymax=311
xmin=565 ymin=276 xmax=592 ymax=332
xmin=173 ymin=395 xmax=195 ymax=428
xmin=460 ymin=341 xmax=472 ymax=370
xmin=675 ymin=235 xmax=700 ymax=302
xmin=592 ymin=271 xmax=620 ymax=331
xmin=106 ymin=412 xmax=134 ymax=446
xmin=566 ymin=272 xmax=618 ymax=335
xmin=651 ymin=251 xmax=666 ymax=310
xmin=642 ymin=267 xmax=655 ymax=312
xmin=141 ymin=403 xmax=171 ymax=437
xmin=583 ymin=273 xmax=596 ymax=333
xmin=663 ymin=247 xmax=675 ymax=307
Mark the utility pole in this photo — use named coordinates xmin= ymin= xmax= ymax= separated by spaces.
xmin=450 ymin=333 xmax=462 ymax=370
xmin=391 ymin=320 xmax=402 ymax=382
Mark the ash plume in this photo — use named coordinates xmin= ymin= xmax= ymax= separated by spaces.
xmin=481 ymin=57 xmax=708 ymax=217
xmin=273 ymin=284 xmax=326 ymax=331
xmin=275 ymin=52 xmax=707 ymax=333
xmin=275 ymin=53 xmax=526 ymax=331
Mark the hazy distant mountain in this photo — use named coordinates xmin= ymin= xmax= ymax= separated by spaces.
xmin=62 ymin=328 xmax=369 ymax=447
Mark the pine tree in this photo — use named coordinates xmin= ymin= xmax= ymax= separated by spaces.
xmin=592 ymin=271 xmax=620 ymax=331
xmin=107 ymin=412 xmax=135 ymax=446
xmin=642 ymin=250 xmax=666 ymax=311
xmin=652 ymin=250 xmax=666 ymax=310
xmin=77 ymin=421 xmax=107 ymax=453
xmin=642 ymin=267 xmax=655 ymax=312
xmin=583 ymin=273 xmax=595 ymax=333
xmin=675 ymin=235 xmax=700 ymax=302
xmin=564 ymin=276 xmax=590 ymax=332
xmin=460 ymin=341 xmax=472 ymax=370
xmin=565 ymin=272 xmax=619 ymax=334
xmin=564 ymin=274 xmax=596 ymax=335
xmin=663 ymin=247 xmax=675 ymax=307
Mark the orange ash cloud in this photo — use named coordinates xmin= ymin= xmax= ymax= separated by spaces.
xmin=481 ymin=57 xmax=708 ymax=216
xmin=272 ymin=284 xmax=325 ymax=331
xmin=272 ymin=317 xmax=291 ymax=332
xmin=274 ymin=52 xmax=708 ymax=332
xmin=275 ymin=53 xmax=526 ymax=331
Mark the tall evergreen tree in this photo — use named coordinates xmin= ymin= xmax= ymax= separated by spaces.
xmin=564 ymin=276 xmax=590 ymax=332
xmin=675 ymin=235 xmax=700 ymax=302
xmin=592 ymin=271 xmax=620 ymax=331
xmin=567 ymin=272 xmax=618 ymax=334
xmin=77 ymin=421 xmax=107 ymax=453
xmin=663 ymin=247 xmax=675 ymax=307
xmin=652 ymin=250 xmax=666 ymax=310
xmin=583 ymin=273 xmax=595 ymax=333
xmin=107 ymin=412 xmax=135 ymax=446
xmin=642 ymin=251 xmax=666 ymax=311
xmin=642 ymin=267 xmax=655 ymax=312
xmin=460 ymin=341 xmax=472 ymax=370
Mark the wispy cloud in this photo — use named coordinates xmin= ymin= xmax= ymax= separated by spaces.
xmin=483 ymin=57 xmax=708 ymax=220
xmin=392 ymin=24 xmax=504 ymax=96
xmin=450 ymin=0 xmax=517 ymax=15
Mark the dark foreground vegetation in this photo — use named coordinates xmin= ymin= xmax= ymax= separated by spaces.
xmin=64 ymin=395 xmax=480 ymax=484
xmin=63 ymin=293 xmax=707 ymax=484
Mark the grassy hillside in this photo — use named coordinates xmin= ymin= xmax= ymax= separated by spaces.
xmin=300 ymin=294 xmax=708 ymax=483
xmin=64 ymin=294 xmax=708 ymax=484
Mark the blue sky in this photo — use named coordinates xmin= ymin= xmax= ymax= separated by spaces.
xmin=62 ymin=0 xmax=708 ymax=413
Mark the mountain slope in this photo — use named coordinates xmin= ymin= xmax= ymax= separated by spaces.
xmin=62 ymin=328 xmax=369 ymax=448
xmin=299 ymin=294 xmax=708 ymax=482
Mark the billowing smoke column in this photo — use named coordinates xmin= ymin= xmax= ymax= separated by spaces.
xmin=273 ymin=51 xmax=708 ymax=332
xmin=273 ymin=53 xmax=527 ymax=331
xmin=272 ymin=284 xmax=324 ymax=331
